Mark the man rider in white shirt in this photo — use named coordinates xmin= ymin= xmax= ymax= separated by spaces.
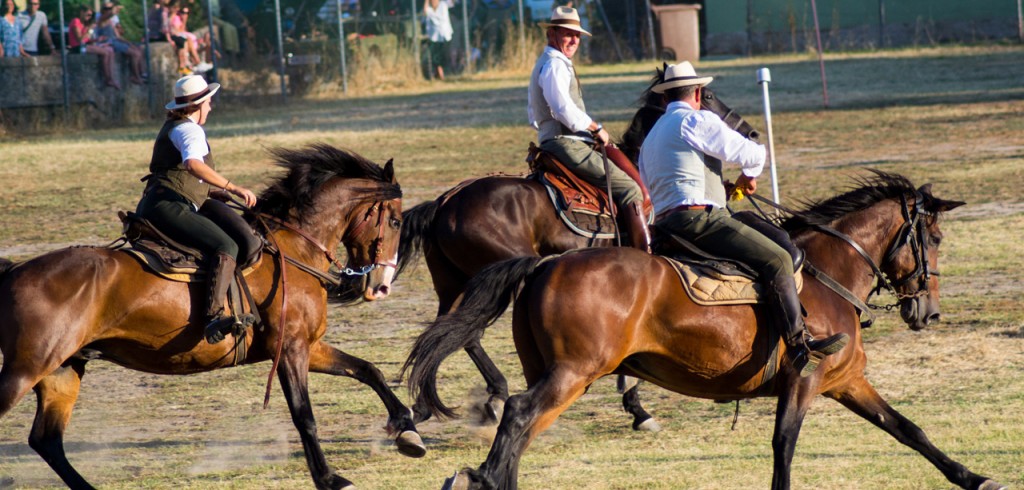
xmin=639 ymin=62 xmax=849 ymax=377
xmin=527 ymin=6 xmax=650 ymax=252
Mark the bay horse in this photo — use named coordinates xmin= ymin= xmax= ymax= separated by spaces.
xmin=405 ymin=172 xmax=1007 ymax=490
xmin=0 ymin=144 xmax=425 ymax=490
xmin=395 ymin=72 xmax=760 ymax=429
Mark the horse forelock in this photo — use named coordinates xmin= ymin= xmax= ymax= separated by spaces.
xmin=782 ymin=170 xmax=918 ymax=232
xmin=256 ymin=144 xmax=402 ymax=220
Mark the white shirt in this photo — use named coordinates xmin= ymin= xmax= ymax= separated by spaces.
xmin=528 ymin=46 xmax=592 ymax=134
xmin=424 ymin=0 xmax=454 ymax=43
xmin=640 ymin=101 xmax=765 ymax=211
xmin=17 ymin=11 xmax=47 ymax=52
xmin=169 ymin=121 xmax=209 ymax=163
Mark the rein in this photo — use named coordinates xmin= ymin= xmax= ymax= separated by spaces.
xmin=747 ymin=191 xmax=933 ymax=325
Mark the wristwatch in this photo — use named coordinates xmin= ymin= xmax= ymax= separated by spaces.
xmin=591 ymin=122 xmax=603 ymax=135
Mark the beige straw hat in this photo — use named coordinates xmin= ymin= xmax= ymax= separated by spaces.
xmin=652 ymin=61 xmax=714 ymax=94
xmin=165 ymin=75 xmax=221 ymax=110
xmin=539 ymin=6 xmax=592 ymax=37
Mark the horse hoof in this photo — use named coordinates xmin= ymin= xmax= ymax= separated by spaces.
xmin=634 ymin=417 xmax=661 ymax=432
xmin=395 ymin=430 xmax=427 ymax=458
xmin=441 ymin=471 xmax=470 ymax=490
xmin=483 ymin=397 xmax=505 ymax=425
xmin=978 ymin=480 xmax=1008 ymax=490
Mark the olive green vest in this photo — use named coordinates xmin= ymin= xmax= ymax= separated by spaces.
xmin=146 ymin=118 xmax=212 ymax=208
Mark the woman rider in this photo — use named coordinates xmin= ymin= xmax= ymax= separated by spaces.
xmin=136 ymin=75 xmax=259 ymax=344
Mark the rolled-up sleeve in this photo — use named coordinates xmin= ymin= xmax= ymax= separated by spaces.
xmin=538 ymin=60 xmax=592 ymax=133
xmin=682 ymin=111 xmax=765 ymax=178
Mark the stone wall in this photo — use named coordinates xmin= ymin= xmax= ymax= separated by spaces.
xmin=0 ymin=43 xmax=178 ymax=130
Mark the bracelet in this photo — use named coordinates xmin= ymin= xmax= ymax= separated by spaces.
xmin=223 ymin=180 xmax=231 ymax=191
xmin=591 ymin=122 xmax=603 ymax=135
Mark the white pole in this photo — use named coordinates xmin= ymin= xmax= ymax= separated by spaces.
xmin=757 ymin=67 xmax=779 ymax=204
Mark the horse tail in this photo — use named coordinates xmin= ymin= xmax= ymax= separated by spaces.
xmin=402 ymin=255 xmax=545 ymax=419
xmin=395 ymin=198 xmax=441 ymax=280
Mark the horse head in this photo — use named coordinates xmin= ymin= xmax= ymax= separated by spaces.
xmin=618 ymin=66 xmax=759 ymax=163
xmin=339 ymin=159 xmax=403 ymax=301
xmin=258 ymin=144 xmax=403 ymax=304
xmin=879 ymin=183 xmax=964 ymax=330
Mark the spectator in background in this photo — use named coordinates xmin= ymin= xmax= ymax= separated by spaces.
xmin=69 ymin=4 xmax=120 ymax=89
xmin=0 ymin=0 xmax=28 ymax=57
xmin=18 ymin=0 xmax=56 ymax=56
xmin=97 ymin=1 xmax=146 ymax=84
xmin=423 ymin=0 xmax=454 ymax=80
xmin=169 ymin=2 xmax=204 ymax=73
xmin=147 ymin=0 xmax=170 ymax=43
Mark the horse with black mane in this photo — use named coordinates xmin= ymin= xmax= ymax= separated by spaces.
xmin=394 ymin=69 xmax=759 ymax=429
xmin=0 ymin=144 xmax=425 ymax=490
xmin=405 ymin=171 xmax=1006 ymax=490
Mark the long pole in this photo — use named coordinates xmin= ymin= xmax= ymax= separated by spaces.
xmin=757 ymin=68 xmax=779 ymax=204
xmin=204 ymin=0 xmax=218 ymax=82
xmin=140 ymin=0 xmax=153 ymax=115
xmin=461 ymin=0 xmax=470 ymax=74
xmin=273 ymin=0 xmax=287 ymax=103
xmin=411 ymin=0 xmax=419 ymax=73
xmin=517 ymin=0 xmax=524 ymax=64
xmin=336 ymin=0 xmax=348 ymax=93
xmin=1018 ymin=0 xmax=1023 ymax=42
xmin=809 ymin=0 xmax=829 ymax=108
xmin=593 ymin=0 xmax=623 ymax=61
xmin=643 ymin=0 xmax=655 ymax=59
xmin=58 ymin=0 xmax=68 ymax=122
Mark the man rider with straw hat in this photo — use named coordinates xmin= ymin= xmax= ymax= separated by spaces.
xmin=528 ymin=6 xmax=650 ymax=252
xmin=135 ymin=75 xmax=260 ymax=345
xmin=639 ymin=62 xmax=849 ymax=377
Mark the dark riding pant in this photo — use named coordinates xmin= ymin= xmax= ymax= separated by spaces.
xmin=656 ymin=206 xmax=793 ymax=282
xmin=540 ymin=136 xmax=643 ymax=206
xmin=136 ymin=186 xmax=241 ymax=263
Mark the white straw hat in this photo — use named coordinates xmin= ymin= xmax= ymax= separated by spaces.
xmin=652 ymin=61 xmax=713 ymax=94
xmin=539 ymin=6 xmax=592 ymax=37
xmin=165 ymin=75 xmax=221 ymax=110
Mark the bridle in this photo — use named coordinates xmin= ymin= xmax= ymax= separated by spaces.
xmin=749 ymin=191 xmax=935 ymax=325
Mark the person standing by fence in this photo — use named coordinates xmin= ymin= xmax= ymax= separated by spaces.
xmin=0 ymin=0 xmax=28 ymax=57
xmin=17 ymin=0 xmax=55 ymax=56
xmin=423 ymin=0 xmax=454 ymax=80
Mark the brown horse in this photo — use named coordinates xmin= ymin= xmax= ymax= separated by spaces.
xmin=396 ymin=76 xmax=760 ymax=429
xmin=0 ymin=144 xmax=425 ymax=490
xmin=405 ymin=172 xmax=1007 ymax=490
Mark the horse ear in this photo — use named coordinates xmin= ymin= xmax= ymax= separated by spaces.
xmin=384 ymin=158 xmax=396 ymax=184
xmin=919 ymin=184 xmax=965 ymax=212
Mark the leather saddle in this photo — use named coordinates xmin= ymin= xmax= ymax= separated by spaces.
xmin=526 ymin=142 xmax=653 ymax=240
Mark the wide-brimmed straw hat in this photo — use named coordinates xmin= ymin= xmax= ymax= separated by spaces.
xmin=539 ymin=6 xmax=591 ymax=37
xmin=652 ymin=61 xmax=713 ymax=94
xmin=165 ymin=75 xmax=220 ymax=110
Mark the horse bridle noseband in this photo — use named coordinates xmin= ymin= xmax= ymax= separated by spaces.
xmin=750 ymin=191 xmax=935 ymax=324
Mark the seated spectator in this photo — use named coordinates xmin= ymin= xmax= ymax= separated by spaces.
xmin=69 ymin=5 xmax=120 ymax=89
xmin=168 ymin=1 xmax=202 ymax=74
xmin=96 ymin=1 xmax=146 ymax=84
xmin=18 ymin=0 xmax=56 ymax=56
xmin=0 ymin=0 xmax=28 ymax=57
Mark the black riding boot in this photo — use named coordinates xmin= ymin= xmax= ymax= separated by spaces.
xmin=619 ymin=201 xmax=651 ymax=253
xmin=770 ymin=275 xmax=850 ymax=377
xmin=203 ymin=252 xmax=252 ymax=344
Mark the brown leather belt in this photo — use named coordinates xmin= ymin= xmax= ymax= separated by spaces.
xmin=656 ymin=204 xmax=708 ymax=222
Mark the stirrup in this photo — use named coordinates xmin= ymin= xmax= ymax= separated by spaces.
xmin=790 ymin=349 xmax=826 ymax=378
xmin=204 ymin=313 xmax=257 ymax=344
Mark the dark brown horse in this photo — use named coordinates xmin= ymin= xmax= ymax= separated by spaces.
xmin=396 ymin=74 xmax=759 ymax=429
xmin=405 ymin=172 xmax=1006 ymax=490
xmin=0 ymin=144 xmax=425 ymax=490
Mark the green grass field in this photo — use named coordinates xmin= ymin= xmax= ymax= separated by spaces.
xmin=0 ymin=44 xmax=1022 ymax=489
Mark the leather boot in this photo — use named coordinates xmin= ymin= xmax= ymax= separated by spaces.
xmin=203 ymin=252 xmax=251 ymax=344
xmin=619 ymin=201 xmax=651 ymax=253
xmin=769 ymin=275 xmax=850 ymax=377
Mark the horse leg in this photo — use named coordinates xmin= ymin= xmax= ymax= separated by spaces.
xmin=308 ymin=340 xmax=426 ymax=458
xmin=464 ymin=339 xmax=508 ymax=425
xmin=827 ymin=377 xmax=1005 ymax=490
xmin=770 ymin=377 xmax=818 ymax=490
xmin=28 ymin=361 xmax=94 ymax=490
xmin=620 ymin=379 xmax=659 ymax=432
xmin=277 ymin=346 xmax=354 ymax=490
xmin=448 ymin=368 xmax=595 ymax=490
